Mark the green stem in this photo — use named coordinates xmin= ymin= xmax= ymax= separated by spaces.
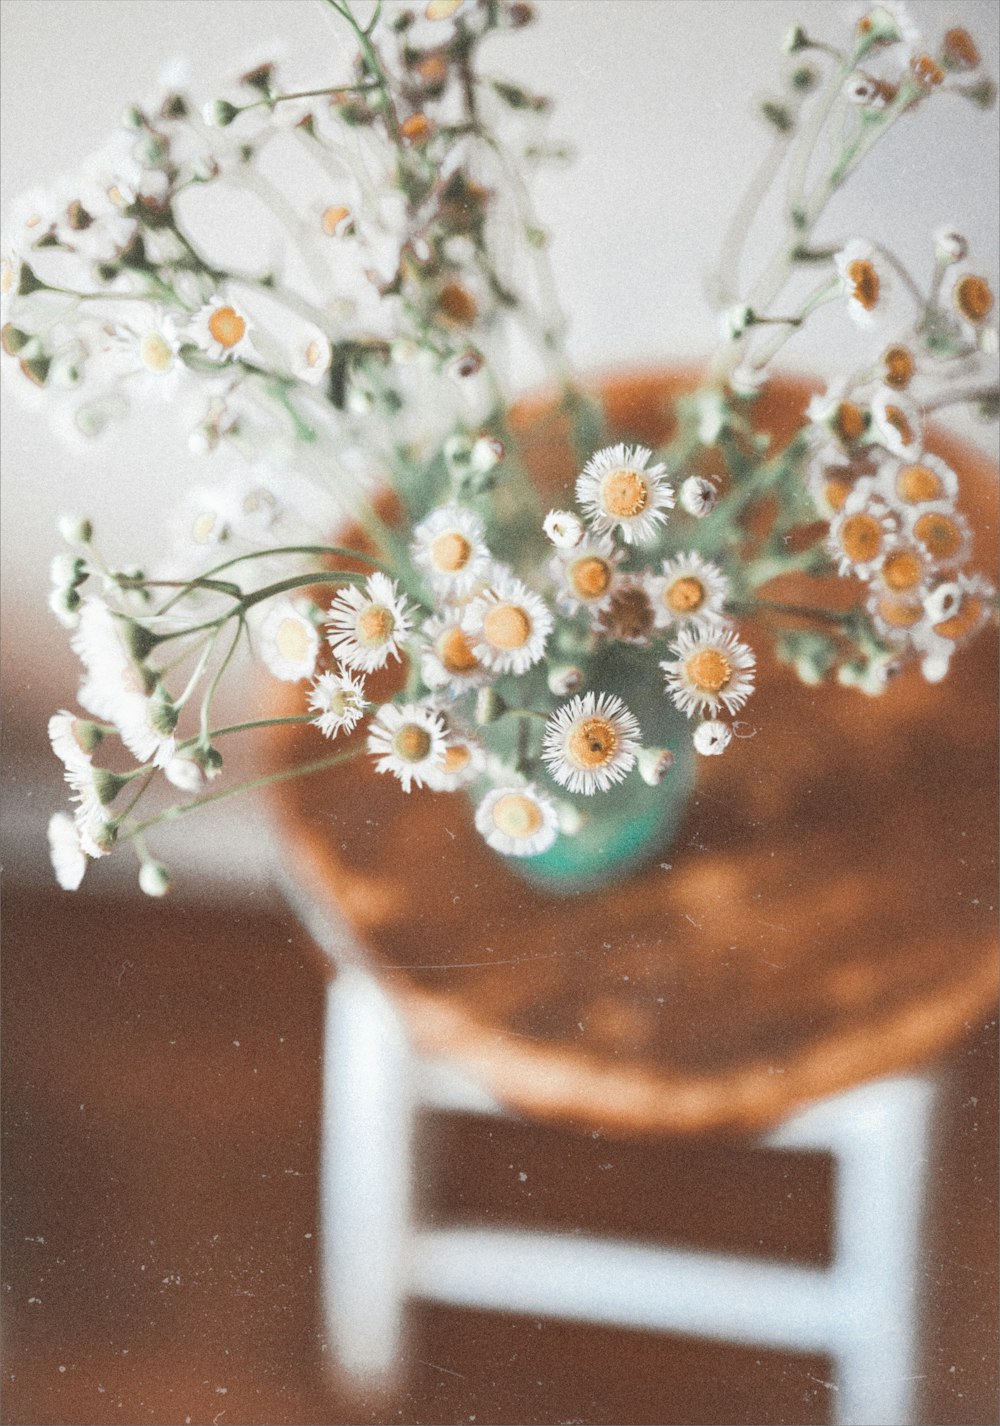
xmin=122 ymin=743 xmax=368 ymax=839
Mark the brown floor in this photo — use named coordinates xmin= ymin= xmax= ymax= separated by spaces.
xmin=2 ymin=885 xmax=997 ymax=1426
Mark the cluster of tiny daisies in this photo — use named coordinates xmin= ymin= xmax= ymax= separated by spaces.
xmin=6 ymin=0 xmax=996 ymax=895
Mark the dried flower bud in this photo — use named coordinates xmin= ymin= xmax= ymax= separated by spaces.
xmin=941 ymin=28 xmax=980 ymax=72
xmin=449 ymin=350 xmax=483 ymax=379
xmin=783 ymin=25 xmax=810 ymax=54
xmin=910 ymin=53 xmax=945 ymax=88
xmin=693 ymin=720 xmax=732 ymax=756
xmin=1 ymin=323 xmax=30 ymax=355
xmin=203 ymin=98 xmax=240 ymax=128
xmin=638 ymin=747 xmax=675 ymax=786
xmin=139 ymin=860 xmax=171 ymax=898
xmin=679 ymin=476 xmax=718 ymax=518
xmin=547 ymin=665 xmax=584 ymax=698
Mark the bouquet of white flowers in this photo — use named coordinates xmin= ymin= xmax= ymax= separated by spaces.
xmin=3 ymin=0 xmax=996 ymax=897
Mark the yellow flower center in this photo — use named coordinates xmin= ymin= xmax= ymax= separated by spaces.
xmin=357 ymin=605 xmax=395 ymax=646
xmin=914 ymin=511 xmax=964 ymax=561
xmin=881 ymin=403 xmax=915 ymax=446
xmin=840 ymin=511 xmax=885 ymax=563
xmin=684 ymin=648 xmax=732 ymax=695
xmin=207 ymin=305 xmax=246 ymax=350
xmin=437 ymin=281 xmax=477 ymax=324
xmin=881 ymin=549 xmax=923 ymax=592
xmin=436 ymin=625 xmax=479 ymax=674
xmin=492 ymin=792 xmax=543 ymax=840
xmin=875 ymin=592 xmax=923 ymax=629
xmin=304 ymin=338 xmax=327 ymax=370
xmin=482 ymin=603 xmax=531 ymax=650
xmin=600 ymin=468 xmax=648 ymax=519
xmin=935 ymin=596 xmax=984 ymax=642
xmin=321 ymin=205 xmax=351 ymax=236
xmin=569 ymin=556 xmax=612 ymax=600
xmin=567 ymin=716 xmax=618 ymax=770
xmin=954 ymin=275 xmax=994 ymax=324
xmin=883 ymin=344 xmax=915 ymax=389
xmin=834 ymin=401 xmax=866 ymax=443
xmin=429 ymin=530 xmax=472 ymax=573
xmin=847 ymin=259 xmax=880 ymax=311
xmin=824 ymin=473 xmax=853 ymax=512
xmin=896 ymin=463 xmax=943 ymax=503
xmin=192 ymin=511 xmax=223 ymax=544
xmin=393 ymin=723 xmax=432 ymax=763
xmin=275 ymin=617 xmax=311 ymax=663
xmin=138 ymin=331 xmax=174 ymax=374
xmin=665 ymin=575 xmax=705 ymax=614
xmin=442 ymin=744 xmax=472 ymax=774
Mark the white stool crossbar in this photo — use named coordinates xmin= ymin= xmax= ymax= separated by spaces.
xmin=318 ymin=961 xmax=937 ymax=1426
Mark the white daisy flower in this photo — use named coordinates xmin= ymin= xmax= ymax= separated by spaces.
xmin=541 ymin=691 xmax=641 ymax=795
xmin=163 ymin=755 xmax=205 ymax=793
xmin=943 ymin=268 xmax=995 ymax=332
xmin=870 ymin=387 xmax=922 ymax=458
xmin=367 ymin=701 xmax=449 ymax=792
xmin=257 ymin=598 xmax=319 ymax=682
xmin=678 ymin=476 xmax=718 ymax=518
xmin=905 ymin=503 xmax=972 ymax=571
xmin=806 ymin=387 xmax=869 ymax=450
xmin=307 ymin=668 xmax=367 ymax=738
xmin=550 ymin=533 xmax=621 ymax=616
xmin=189 ymin=292 xmax=253 ymax=361
xmin=877 ymin=453 xmax=958 ymax=510
xmin=575 ymin=443 xmax=675 ymax=545
xmin=661 ymin=627 xmax=756 ymax=718
xmin=424 ymin=732 xmax=487 ymax=791
xmin=913 ymin=572 xmax=995 ymax=682
xmin=326 ymin=572 xmax=412 ymax=673
xmin=419 ymin=607 xmax=489 ymax=694
xmin=826 ymin=480 xmax=899 ymax=579
xmin=47 ymin=811 xmax=88 ymax=890
xmin=649 ymin=552 xmax=729 ymax=632
xmin=543 ymin=509 xmax=585 ymax=549
xmin=834 ymin=239 xmax=891 ymax=327
xmin=48 ymin=709 xmax=102 ymax=772
xmin=71 ymin=600 xmax=176 ymax=767
xmin=693 ymin=720 xmax=733 ymax=756
xmin=106 ymin=307 xmax=183 ymax=395
xmin=410 ymin=504 xmax=491 ymax=599
xmin=475 ymin=783 xmax=559 ymax=858
xmin=461 ymin=569 xmax=552 ymax=676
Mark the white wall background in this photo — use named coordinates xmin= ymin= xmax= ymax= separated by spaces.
xmin=2 ymin=0 xmax=997 ymax=622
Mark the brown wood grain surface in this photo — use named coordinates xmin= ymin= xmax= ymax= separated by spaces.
xmin=265 ymin=370 xmax=1000 ymax=1137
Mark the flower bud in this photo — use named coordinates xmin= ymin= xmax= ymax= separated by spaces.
xmin=93 ymin=767 xmax=130 ymax=806
xmin=58 ymin=514 xmax=93 ymax=545
xmin=139 ymin=860 xmax=171 ymax=897
xmin=48 ymin=585 xmax=81 ymax=628
xmin=547 ymin=665 xmax=584 ymax=698
xmin=721 ymin=304 xmax=754 ymax=340
xmin=693 ymin=720 xmax=732 ymax=756
xmin=1 ymin=323 xmax=30 ymax=355
xmin=203 ymin=98 xmax=240 ymax=128
xmin=474 ymin=687 xmax=505 ymax=724
xmin=934 ymin=227 xmax=968 ymax=264
xmin=543 ymin=510 xmax=585 ymax=549
xmin=679 ymin=476 xmax=718 ymax=518
xmin=638 ymin=747 xmax=675 ymax=785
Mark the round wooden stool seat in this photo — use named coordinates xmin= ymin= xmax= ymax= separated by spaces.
xmin=265 ymin=371 xmax=999 ymax=1138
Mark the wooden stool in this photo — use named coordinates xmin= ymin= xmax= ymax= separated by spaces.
xmin=265 ymin=372 xmax=998 ymax=1425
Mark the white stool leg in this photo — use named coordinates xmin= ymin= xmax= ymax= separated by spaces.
xmin=825 ymin=1077 xmax=938 ymax=1426
xmin=319 ymin=964 xmax=414 ymax=1392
